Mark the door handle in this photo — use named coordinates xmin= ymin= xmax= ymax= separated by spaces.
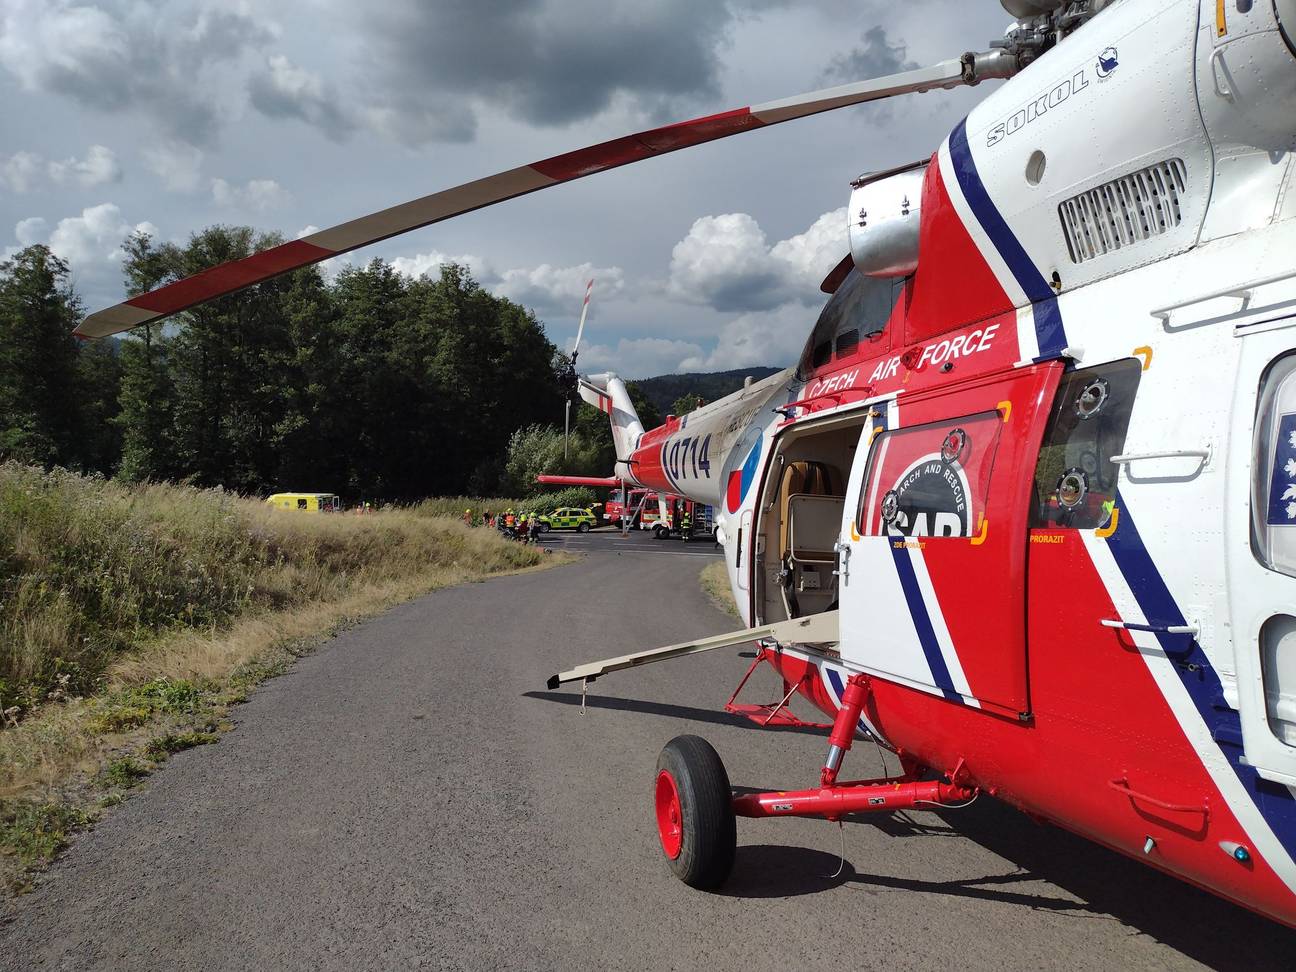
xmin=1100 ymin=619 xmax=1198 ymax=636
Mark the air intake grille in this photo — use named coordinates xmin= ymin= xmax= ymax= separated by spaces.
xmin=1059 ymin=159 xmax=1187 ymax=263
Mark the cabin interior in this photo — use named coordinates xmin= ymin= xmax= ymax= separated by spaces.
xmin=751 ymin=412 xmax=869 ymax=627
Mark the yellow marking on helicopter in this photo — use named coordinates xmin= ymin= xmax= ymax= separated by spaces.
xmin=1216 ymin=0 xmax=1228 ymax=37
xmin=850 ymin=520 xmax=861 ymax=541
xmin=970 ymin=515 xmax=989 ymax=546
xmin=1095 ymin=507 xmax=1120 ymax=539
xmin=1133 ymin=346 xmax=1153 ymax=371
xmin=997 ymin=400 xmax=1012 ymax=423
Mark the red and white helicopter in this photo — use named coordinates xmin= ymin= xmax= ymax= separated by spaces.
xmin=78 ymin=0 xmax=1296 ymax=928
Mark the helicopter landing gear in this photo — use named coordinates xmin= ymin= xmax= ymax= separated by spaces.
xmin=655 ymin=674 xmax=977 ymax=890
xmin=654 ymin=735 xmax=736 ymax=890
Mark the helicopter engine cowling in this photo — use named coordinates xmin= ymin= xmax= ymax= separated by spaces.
xmin=847 ymin=162 xmax=927 ymax=278
xmin=1197 ymin=0 xmax=1296 ymax=154
xmin=999 ymin=0 xmax=1066 ymax=16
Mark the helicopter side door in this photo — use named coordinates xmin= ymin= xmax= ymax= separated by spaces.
xmin=837 ymin=362 xmax=1061 ymax=717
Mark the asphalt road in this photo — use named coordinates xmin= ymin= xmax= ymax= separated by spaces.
xmin=2 ymin=531 xmax=1292 ymax=970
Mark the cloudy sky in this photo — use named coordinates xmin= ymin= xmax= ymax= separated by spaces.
xmin=0 ymin=0 xmax=1010 ymax=377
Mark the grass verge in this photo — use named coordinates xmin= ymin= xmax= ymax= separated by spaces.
xmin=700 ymin=560 xmax=739 ymax=620
xmin=0 ymin=463 xmax=568 ymax=892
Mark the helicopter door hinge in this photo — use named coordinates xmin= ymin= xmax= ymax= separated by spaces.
xmin=832 ymin=539 xmax=850 ymax=583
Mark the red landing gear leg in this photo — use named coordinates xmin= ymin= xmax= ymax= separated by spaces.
xmin=654 ymin=674 xmax=976 ymax=890
xmin=733 ymin=674 xmax=975 ymax=820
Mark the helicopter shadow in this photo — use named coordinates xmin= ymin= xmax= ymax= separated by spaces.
xmin=834 ymin=797 xmax=1290 ymax=967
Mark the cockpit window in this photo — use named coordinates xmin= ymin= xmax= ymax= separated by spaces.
xmin=798 ymin=269 xmax=905 ymax=378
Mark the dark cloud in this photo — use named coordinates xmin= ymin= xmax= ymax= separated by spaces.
xmin=248 ymin=55 xmax=357 ymax=142
xmin=354 ymin=0 xmax=743 ymax=144
xmin=818 ymin=25 xmax=919 ymax=86
xmin=0 ymin=1 xmax=275 ymax=146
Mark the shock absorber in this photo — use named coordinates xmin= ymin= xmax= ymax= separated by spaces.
xmin=822 ymin=673 xmax=871 ymax=786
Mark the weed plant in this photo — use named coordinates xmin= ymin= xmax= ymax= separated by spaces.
xmin=0 ymin=462 xmax=543 ymax=715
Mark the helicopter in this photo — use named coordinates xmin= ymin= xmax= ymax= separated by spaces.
xmin=76 ymin=0 xmax=1296 ymax=929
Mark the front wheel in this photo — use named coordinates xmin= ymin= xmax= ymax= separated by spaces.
xmin=653 ymin=524 xmax=669 ymax=540
xmin=539 ymin=523 xmax=550 ymax=533
xmin=654 ymin=735 xmax=736 ymax=890
xmin=576 ymin=522 xmax=590 ymax=533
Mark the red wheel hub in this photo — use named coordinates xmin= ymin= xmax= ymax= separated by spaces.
xmin=655 ymin=770 xmax=683 ymax=860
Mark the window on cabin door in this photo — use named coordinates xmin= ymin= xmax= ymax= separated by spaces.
xmin=1029 ymin=358 xmax=1141 ymax=531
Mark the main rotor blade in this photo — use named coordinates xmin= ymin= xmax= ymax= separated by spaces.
xmin=77 ymin=57 xmax=970 ymax=339
xmin=571 ymin=278 xmax=594 ymax=359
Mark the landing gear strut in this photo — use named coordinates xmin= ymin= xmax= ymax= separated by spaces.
xmin=654 ymin=673 xmax=977 ymax=889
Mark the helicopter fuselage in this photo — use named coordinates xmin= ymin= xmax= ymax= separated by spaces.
xmin=614 ymin=0 xmax=1296 ymax=925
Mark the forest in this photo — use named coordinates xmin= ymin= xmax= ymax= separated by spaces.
xmin=0 ymin=227 xmax=676 ymax=501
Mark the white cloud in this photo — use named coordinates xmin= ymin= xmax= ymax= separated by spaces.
xmin=142 ymin=141 xmax=204 ymax=192
xmin=390 ymin=249 xmax=490 ymax=282
xmin=667 ymin=208 xmax=847 ymax=313
xmin=677 ymin=301 xmax=815 ymax=372
xmin=14 ymin=216 xmax=48 ymax=246
xmin=0 ymin=151 xmax=43 ymax=192
xmin=577 ymin=337 xmax=706 ymax=380
xmin=44 ymin=203 xmax=134 ymax=265
xmin=211 ymin=177 xmax=290 ymax=211
xmin=494 ymin=262 xmax=624 ymax=314
xmin=48 ymin=144 xmax=122 ymax=187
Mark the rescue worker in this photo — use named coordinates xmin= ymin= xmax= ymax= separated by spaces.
xmin=463 ymin=507 xmax=472 ymax=525
xmin=517 ymin=511 xmax=528 ymax=541
xmin=680 ymin=505 xmax=692 ymax=542
xmin=529 ymin=514 xmax=542 ymax=543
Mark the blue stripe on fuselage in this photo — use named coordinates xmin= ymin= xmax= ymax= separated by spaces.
xmin=948 ymin=119 xmax=1066 ymax=359
xmin=1105 ymin=493 xmax=1296 ymax=865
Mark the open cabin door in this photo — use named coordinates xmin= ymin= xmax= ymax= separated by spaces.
xmin=837 ymin=363 xmax=1062 ymax=718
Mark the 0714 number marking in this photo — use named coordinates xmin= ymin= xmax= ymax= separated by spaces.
xmin=665 ymin=433 xmax=712 ymax=483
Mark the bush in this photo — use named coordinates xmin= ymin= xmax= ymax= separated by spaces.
xmin=0 ymin=463 xmax=544 ymax=715
xmin=518 ymin=486 xmax=599 ymax=515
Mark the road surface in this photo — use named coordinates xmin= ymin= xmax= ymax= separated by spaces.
xmin=1 ymin=530 xmax=1291 ymax=969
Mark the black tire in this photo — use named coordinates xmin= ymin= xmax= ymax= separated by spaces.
xmin=576 ymin=522 xmax=590 ymax=533
xmin=654 ymin=735 xmax=736 ymax=890
xmin=539 ymin=523 xmax=550 ymax=533
xmin=654 ymin=524 xmax=669 ymax=540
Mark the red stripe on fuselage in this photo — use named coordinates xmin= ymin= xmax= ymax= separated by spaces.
xmin=905 ymin=155 xmax=1013 ymax=343
xmin=126 ymin=239 xmax=336 ymax=315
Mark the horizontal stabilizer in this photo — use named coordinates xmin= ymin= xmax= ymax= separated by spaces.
xmin=546 ymin=611 xmax=838 ymax=689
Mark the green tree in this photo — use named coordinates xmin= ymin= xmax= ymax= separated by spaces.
xmin=0 ymin=246 xmax=84 ymax=466
xmin=670 ymin=392 xmax=705 ymax=417
xmin=76 ymin=338 xmax=125 ymax=475
xmin=116 ymin=231 xmax=181 ymax=482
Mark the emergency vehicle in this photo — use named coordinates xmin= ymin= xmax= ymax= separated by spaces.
xmin=265 ymin=493 xmax=342 ymax=513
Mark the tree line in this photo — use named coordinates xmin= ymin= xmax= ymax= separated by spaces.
xmin=0 ymin=227 xmax=662 ymax=501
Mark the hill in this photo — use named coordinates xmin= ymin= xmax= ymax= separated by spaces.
xmin=634 ymin=366 xmax=782 ymax=415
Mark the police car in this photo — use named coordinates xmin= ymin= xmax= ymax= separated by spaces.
xmin=536 ymin=507 xmax=597 ymax=533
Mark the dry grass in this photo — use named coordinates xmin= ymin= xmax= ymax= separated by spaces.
xmin=700 ymin=560 xmax=740 ymax=620
xmin=0 ymin=464 xmax=568 ymax=890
